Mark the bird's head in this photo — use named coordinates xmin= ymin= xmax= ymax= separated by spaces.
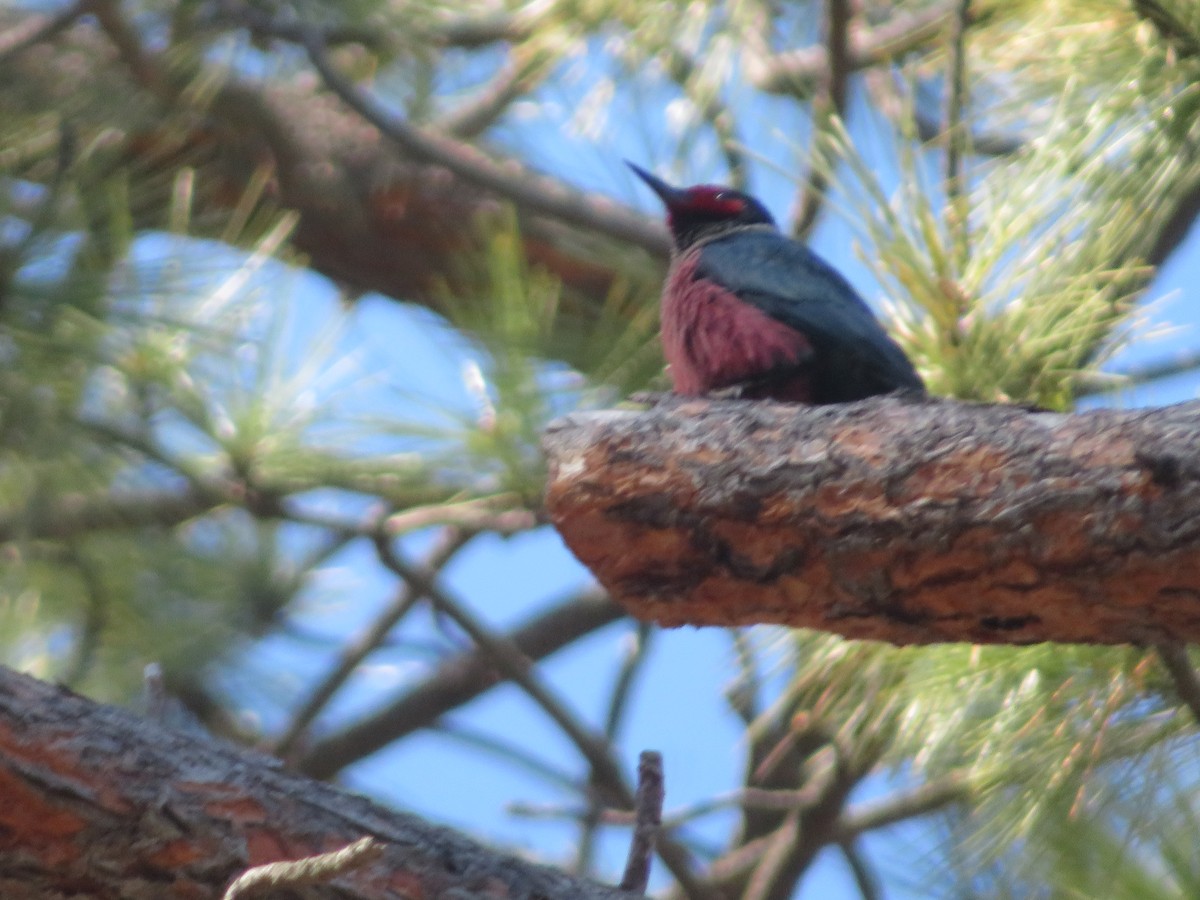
xmin=627 ymin=162 xmax=776 ymax=251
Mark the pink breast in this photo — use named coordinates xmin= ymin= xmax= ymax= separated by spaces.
xmin=661 ymin=254 xmax=812 ymax=396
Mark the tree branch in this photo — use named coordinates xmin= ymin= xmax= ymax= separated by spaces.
xmin=370 ymin=532 xmax=634 ymax=807
xmin=746 ymin=2 xmax=958 ymax=96
xmin=0 ymin=666 xmax=630 ymax=900
xmin=789 ymin=0 xmax=853 ymax=239
xmin=831 ymin=772 xmax=971 ymax=839
xmin=543 ymin=395 xmax=1200 ymax=645
xmin=838 ymin=839 xmax=882 ymax=900
xmin=3 ymin=5 xmax=655 ymax=332
xmin=297 ymin=588 xmax=625 ymax=778
xmin=367 ymin=536 xmax=719 ymax=899
xmin=618 ymin=750 xmax=664 ymax=894
xmin=272 ymin=528 xmax=474 ymax=759
xmin=300 ymin=29 xmax=669 ymax=256
xmin=943 ymin=0 xmax=972 ymax=271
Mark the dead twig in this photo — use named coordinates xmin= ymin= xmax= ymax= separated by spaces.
xmin=619 ymin=750 xmax=665 ymax=894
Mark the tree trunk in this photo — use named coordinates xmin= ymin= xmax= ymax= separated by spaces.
xmin=0 ymin=666 xmax=632 ymax=899
xmin=543 ymin=395 xmax=1200 ymax=645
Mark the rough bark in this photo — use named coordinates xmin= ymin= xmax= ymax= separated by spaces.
xmin=0 ymin=666 xmax=632 ymax=900
xmin=543 ymin=395 xmax=1200 ymax=645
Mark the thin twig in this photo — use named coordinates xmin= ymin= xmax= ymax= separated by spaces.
xmin=839 ymin=839 xmax=882 ymax=900
xmin=944 ymin=0 xmax=972 ymax=273
xmin=433 ymin=9 xmax=540 ymax=48
xmin=383 ymin=495 xmax=535 ymax=535
xmin=740 ymin=811 xmax=802 ymax=900
xmin=273 ymin=527 xmax=475 ymax=759
xmin=208 ymin=0 xmax=542 ymax=50
xmin=434 ymin=721 xmax=580 ymax=792
xmin=1155 ymin=642 xmax=1200 ymax=727
xmin=371 ymin=533 xmax=716 ymax=899
xmin=656 ymin=783 xmax=835 ymax=832
xmin=577 ymin=623 xmax=655 ymax=873
xmin=60 ymin=546 xmax=109 ymax=685
xmin=831 ymin=771 xmax=971 ymax=840
xmin=515 ymin=781 xmax=842 ymax=830
xmin=221 ymin=836 xmax=385 ymax=899
xmin=90 ymin=0 xmax=168 ymax=92
xmin=790 ymin=0 xmax=852 ymax=239
xmin=439 ymin=46 xmax=555 ymax=138
xmin=372 ymin=530 xmax=630 ymax=802
xmin=297 ymin=587 xmax=622 ymax=777
xmin=205 ymin=0 xmax=391 ymax=51
xmin=0 ymin=485 xmax=228 ymax=544
xmin=603 ymin=623 xmax=655 ymax=743
xmin=913 ymin=111 xmax=1022 ymax=156
xmin=1076 ymin=346 xmax=1200 ymax=397
xmin=699 ymin=828 xmax=779 ymax=887
xmin=509 ymin=801 xmax=631 ymax=824
xmin=0 ymin=0 xmax=86 ymax=66
xmin=619 ymin=750 xmax=665 ymax=894
xmin=300 ymin=30 xmax=670 ymax=256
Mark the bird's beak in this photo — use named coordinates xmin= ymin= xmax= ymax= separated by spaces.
xmin=626 ymin=161 xmax=687 ymax=208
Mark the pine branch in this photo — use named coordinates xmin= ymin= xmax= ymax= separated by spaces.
xmin=0 ymin=666 xmax=631 ymax=900
xmin=0 ymin=485 xmax=229 ymax=544
xmin=207 ymin=0 xmax=543 ymax=51
xmin=544 ymin=395 xmax=1200 ymax=645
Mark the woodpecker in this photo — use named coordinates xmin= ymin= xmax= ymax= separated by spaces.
xmin=629 ymin=162 xmax=924 ymax=404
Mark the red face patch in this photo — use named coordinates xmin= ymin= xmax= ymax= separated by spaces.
xmin=681 ymin=186 xmax=747 ymax=216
